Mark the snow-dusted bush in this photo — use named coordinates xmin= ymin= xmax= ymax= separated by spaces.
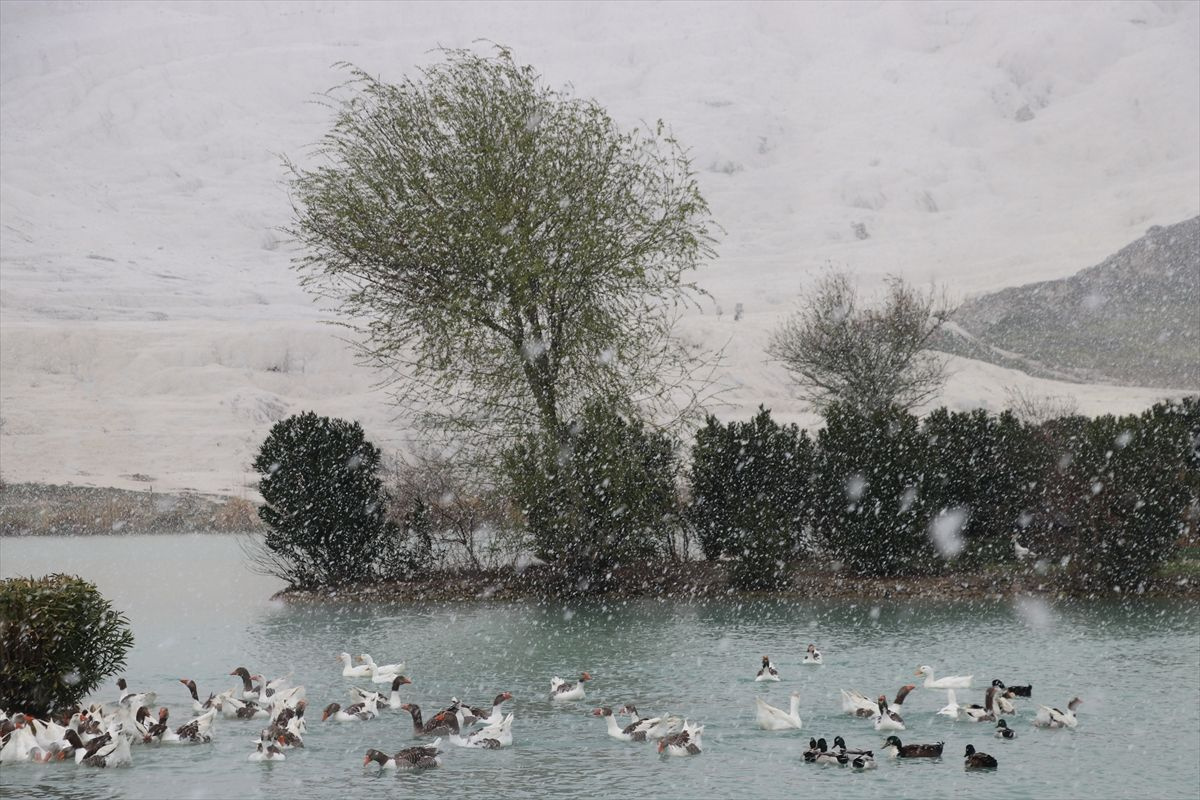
xmin=249 ymin=412 xmax=422 ymax=588
xmin=687 ymin=407 xmax=814 ymax=589
xmin=0 ymin=574 xmax=133 ymax=716
xmin=504 ymin=401 xmax=679 ymax=594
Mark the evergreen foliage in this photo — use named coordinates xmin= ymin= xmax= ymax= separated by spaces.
xmin=812 ymin=404 xmax=939 ymax=575
xmin=505 ymin=401 xmax=678 ymax=593
xmin=687 ymin=408 xmax=813 ymax=589
xmin=0 ymin=574 xmax=133 ymax=717
xmin=250 ymin=412 xmax=415 ymax=588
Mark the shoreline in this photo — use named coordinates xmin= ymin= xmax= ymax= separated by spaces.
xmin=274 ymin=560 xmax=1200 ymax=604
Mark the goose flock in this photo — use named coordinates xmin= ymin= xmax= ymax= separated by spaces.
xmin=756 ymin=651 xmax=1084 ymax=774
xmin=0 ymin=645 xmax=1083 ymax=779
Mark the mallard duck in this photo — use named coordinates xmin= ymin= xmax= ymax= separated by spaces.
xmin=916 ymin=665 xmax=973 ymax=689
xmin=994 ymin=719 xmax=1016 ymax=739
xmin=755 ymin=692 xmax=802 ymax=730
xmin=881 ymin=736 xmax=944 ymax=758
xmin=363 ymin=739 xmax=442 ymax=769
xmin=802 ymin=737 xmax=821 ymax=762
xmin=1033 ymin=697 xmax=1081 ymax=729
xmin=756 ymin=655 xmax=781 ymax=682
xmin=964 ymin=744 xmax=998 ymax=768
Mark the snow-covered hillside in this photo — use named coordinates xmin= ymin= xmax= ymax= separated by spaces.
xmin=1 ymin=1 xmax=1197 ymax=495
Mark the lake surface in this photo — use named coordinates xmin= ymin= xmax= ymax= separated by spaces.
xmin=2 ymin=534 xmax=1198 ymax=800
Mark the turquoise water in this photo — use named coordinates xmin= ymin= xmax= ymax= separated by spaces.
xmin=1 ymin=534 xmax=1198 ymax=799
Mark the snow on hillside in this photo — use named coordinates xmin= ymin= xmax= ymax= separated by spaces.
xmin=1 ymin=1 xmax=1197 ymax=494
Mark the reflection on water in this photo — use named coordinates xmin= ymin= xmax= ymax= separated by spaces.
xmin=2 ymin=535 xmax=1198 ymax=800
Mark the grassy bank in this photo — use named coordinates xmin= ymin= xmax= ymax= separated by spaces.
xmin=0 ymin=482 xmax=263 ymax=536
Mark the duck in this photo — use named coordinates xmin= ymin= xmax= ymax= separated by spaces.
xmin=364 ymin=739 xmax=443 ymax=769
xmin=338 ymin=652 xmax=372 ymax=679
xmin=992 ymin=678 xmax=1032 ymax=698
xmin=873 ymin=695 xmax=906 ymax=731
xmin=178 ymin=678 xmax=218 ymax=714
xmin=550 ymin=672 xmax=592 ymax=701
xmin=841 ymin=689 xmax=878 ymax=717
xmin=755 ymin=692 xmax=802 ymax=730
xmin=322 ymin=697 xmax=377 ymax=723
xmin=916 ymin=665 xmax=972 ymax=689
xmin=448 ymin=710 xmax=514 ymax=748
xmin=755 ymin=655 xmax=780 ymax=682
xmin=619 ymin=706 xmax=676 ymax=739
xmin=80 ymin=731 xmax=133 ymax=768
xmin=116 ymin=678 xmax=157 ymax=710
xmin=0 ymin=715 xmax=41 ymax=762
xmin=463 ymin=691 xmax=513 ymax=726
xmin=656 ymin=721 xmax=703 ymax=756
xmin=1012 ymin=536 xmax=1033 ymax=562
xmin=811 ymin=738 xmax=848 ymax=766
xmin=964 ymin=744 xmax=998 ymax=768
xmin=880 ymin=736 xmax=944 ymax=759
xmin=594 ymin=707 xmax=650 ymax=741
xmin=959 ymin=686 xmax=999 ymax=723
xmin=359 ymin=654 xmax=406 ymax=683
xmin=937 ymin=689 xmax=961 ymax=718
xmin=832 ymin=735 xmax=873 ymax=757
xmin=169 ymin=707 xmax=217 ymax=743
xmin=229 ymin=667 xmax=264 ymax=702
xmin=1033 ymin=697 xmax=1082 ymax=729
xmin=802 ymin=737 xmax=821 ymax=762
xmin=802 ymin=644 xmax=823 ymax=665
xmin=994 ymin=719 xmax=1016 ymax=740
xmin=851 ymin=752 xmax=877 ymax=770
xmin=399 ymin=703 xmax=451 ymax=737
xmin=248 ymin=733 xmax=286 ymax=762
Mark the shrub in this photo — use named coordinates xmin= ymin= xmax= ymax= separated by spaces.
xmin=0 ymin=574 xmax=133 ymax=717
xmin=1031 ymin=398 xmax=1199 ymax=589
xmin=504 ymin=401 xmax=679 ymax=593
xmin=687 ymin=408 xmax=814 ymax=589
xmin=812 ymin=404 xmax=939 ymax=575
xmin=249 ymin=411 xmax=417 ymax=588
xmin=921 ymin=408 xmax=1040 ymax=565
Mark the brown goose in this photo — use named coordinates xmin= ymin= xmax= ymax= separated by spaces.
xmin=399 ymin=703 xmax=451 ymax=736
xmin=178 ymin=678 xmax=218 ymax=714
xmin=323 ymin=700 xmax=376 ymax=723
xmin=881 ymin=736 xmax=943 ymax=758
xmin=593 ymin=707 xmax=649 ymax=742
xmin=550 ymin=672 xmax=592 ymax=700
xmin=657 ymin=722 xmax=703 ymax=756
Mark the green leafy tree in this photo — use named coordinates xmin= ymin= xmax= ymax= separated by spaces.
xmin=687 ymin=408 xmax=814 ymax=589
xmin=286 ymin=46 xmax=717 ymax=452
xmin=250 ymin=412 xmax=412 ymax=588
xmin=505 ymin=401 xmax=679 ymax=593
xmin=0 ymin=574 xmax=133 ymax=717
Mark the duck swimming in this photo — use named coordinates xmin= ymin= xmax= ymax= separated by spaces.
xmin=964 ymin=744 xmax=998 ymax=768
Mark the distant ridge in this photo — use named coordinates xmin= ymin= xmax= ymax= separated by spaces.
xmin=938 ymin=216 xmax=1200 ymax=390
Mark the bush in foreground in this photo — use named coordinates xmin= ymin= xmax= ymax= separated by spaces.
xmin=0 ymin=574 xmax=133 ymax=717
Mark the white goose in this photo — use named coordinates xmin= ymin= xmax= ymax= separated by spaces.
xmin=841 ymin=689 xmax=878 ymax=717
xmin=79 ymin=731 xmax=133 ymax=767
xmin=802 ymin=644 xmax=823 ymax=665
xmin=620 ymin=706 xmax=678 ymax=739
xmin=353 ymin=675 xmax=412 ymax=711
xmin=338 ymin=652 xmax=372 ymax=678
xmin=449 ymin=710 xmax=514 ymax=748
xmin=0 ymin=715 xmax=41 ymax=762
xmin=359 ymin=654 xmax=406 ymax=683
xmin=1012 ymin=535 xmax=1033 ymax=562
xmin=755 ymin=692 xmax=803 ymax=730
xmin=937 ymin=689 xmax=961 ymax=718
xmin=248 ymin=732 xmax=286 ymax=762
xmin=1033 ymin=697 xmax=1082 ymax=729
xmin=593 ymin=707 xmax=648 ymax=741
xmin=916 ymin=665 xmax=973 ymax=689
